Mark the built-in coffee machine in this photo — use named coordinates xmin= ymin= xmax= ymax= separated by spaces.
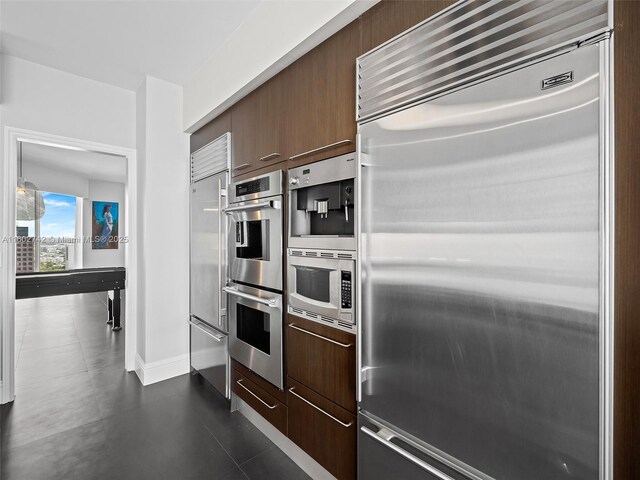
xmin=288 ymin=153 xmax=356 ymax=252
xmin=287 ymin=154 xmax=357 ymax=332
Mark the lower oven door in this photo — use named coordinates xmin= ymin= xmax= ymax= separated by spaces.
xmin=225 ymin=283 xmax=283 ymax=389
xmin=189 ymin=316 xmax=229 ymax=399
xmin=288 ymin=254 xmax=354 ymax=325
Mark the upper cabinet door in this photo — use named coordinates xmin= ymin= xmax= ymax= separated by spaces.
xmin=286 ymin=20 xmax=360 ymax=167
xmin=231 ymin=90 xmax=258 ymax=177
xmin=256 ymin=72 xmax=288 ymax=167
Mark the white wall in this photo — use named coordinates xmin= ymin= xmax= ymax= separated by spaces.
xmin=183 ymin=0 xmax=377 ymax=132
xmin=135 ymin=76 xmax=190 ymax=382
xmin=83 ymin=180 xmax=126 ymax=268
xmin=0 ymin=54 xmax=136 ymax=391
xmin=1 ymin=55 xmax=136 ymax=148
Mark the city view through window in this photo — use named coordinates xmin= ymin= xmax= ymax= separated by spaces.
xmin=17 ymin=191 xmax=77 ymax=273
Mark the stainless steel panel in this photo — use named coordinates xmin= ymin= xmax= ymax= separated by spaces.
xmin=288 ymin=153 xmax=358 ymax=252
xmin=228 ymin=283 xmax=283 ymax=389
xmin=225 ymin=197 xmax=283 ymax=291
xmin=357 ymin=0 xmax=610 ymax=122
xmin=191 ymin=133 xmax=230 ymax=183
xmin=190 ymin=318 xmax=229 ymax=399
xmin=287 ymin=252 xmax=355 ymax=326
xmin=229 ymin=170 xmax=283 ymax=204
xmin=360 ymin=45 xmax=601 ymax=480
xmin=359 ymin=413 xmax=475 ymax=480
xmin=190 ymin=171 xmax=227 ymax=332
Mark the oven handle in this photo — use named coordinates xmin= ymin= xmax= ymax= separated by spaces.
xmin=222 ymin=200 xmax=280 ymax=214
xmin=223 ymin=287 xmax=280 ymax=308
xmin=288 ymin=324 xmax=352 ymax=348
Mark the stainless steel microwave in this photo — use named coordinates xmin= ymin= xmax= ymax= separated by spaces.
xmin=287 ymin=248 xmax=355 ymax=332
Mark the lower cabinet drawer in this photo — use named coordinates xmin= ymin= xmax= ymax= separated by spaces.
xmin=232 ymin=368 xmax=287 ymax=435
xmin=287 ymin=378 xmax=356 ymax=480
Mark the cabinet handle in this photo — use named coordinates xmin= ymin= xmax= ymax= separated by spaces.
xmin=259 ymin=152 xmax=281 ymax=162
xmin=288 ymin=323 xmax=352 ymax=348
xmin=288 ymin=139 xmax=352 ymax=161
xmin=233 ymin=163 xmax=251 ymax=171
xmin=289 ymin=388 xmax=353 ymax=428
xmin=236 ymin=379 xmax=277 ymax=409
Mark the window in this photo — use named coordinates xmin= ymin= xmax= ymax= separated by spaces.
xmin=17 ymin=191 xmax=77 ymax=273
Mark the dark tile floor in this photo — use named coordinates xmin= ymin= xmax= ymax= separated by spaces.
xmin=2 ymin=293 xmax=310 ymax=480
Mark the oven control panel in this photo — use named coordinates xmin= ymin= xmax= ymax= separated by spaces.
xmin=341 ymin=271 xmax=352 ymax=309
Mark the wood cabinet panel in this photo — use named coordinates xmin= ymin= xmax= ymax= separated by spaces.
xmin=190 ymin=109 xmax=231 ymax=154
xmin=288 ymin=378 xmax=356 ymax=480
xmin=232 ymin=367 xmax=287 ymax=435
xmin=230 ymin=91 xmax=258 ymax=176
xmin=286 ymin=19 xmax=360 ymax=167
xmin=614 ymin=1 xmax=640 ymax=478
xmin=360 ymin=0 xmax=455 ymax=54
xmin=286 ymin=315 xmax=356 ymax=413
xmin=257 ymin=72 xmax=289 ymax=166
xmin=231 ymin=359 xmax=287 ymax=404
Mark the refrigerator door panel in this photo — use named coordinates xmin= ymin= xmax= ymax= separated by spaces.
xmin=360 ymin=44 xmax=601 ymax=480
xmin=190 ymin=318 xmax=229 ymax=398
xmin=190 ymin=171 xmax=228 ymax=332
xmin=359 ymin=413 xmax=474 ymax=480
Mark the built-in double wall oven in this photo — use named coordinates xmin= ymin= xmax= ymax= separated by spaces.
xmin=224 ymin=170 xmax=284 ymax=389
xmin=287 ymin=153 xmax=357 ymax=333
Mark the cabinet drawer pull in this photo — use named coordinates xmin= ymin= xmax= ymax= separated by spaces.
xmin=236 ymin=379 xmax=277 ymax=409
xmin=288 ymin=139 xmax=352 ymax=161
xmin=289 ymin=387 xmax=353 ymax=428
xmin=233 ymin=163 xmax=251 ymax=171
xmin=288 ymin=323 xmax=352 ymax=348
xmin=259 ymin=152 xmax=281 ymax=162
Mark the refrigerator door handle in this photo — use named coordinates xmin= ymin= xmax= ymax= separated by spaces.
xmin=189 ymin=319 xmax=225 ymax=342
xmin=218 ymin=176 xmax=225 ymax=329
xmin=361 ymin=426 xmax=456 ymax=480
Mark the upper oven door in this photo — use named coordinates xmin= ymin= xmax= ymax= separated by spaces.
xmin=225 ymin=283 xmax=283 ymax=389
xmin=288 ymin=254 xmax=354 ymax=324
xmin=225 ymin=197 xmax=283 ymax=291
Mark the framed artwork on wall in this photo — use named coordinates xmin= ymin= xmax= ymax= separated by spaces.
xmin=92 ymin=201 xmax=119 ymax=250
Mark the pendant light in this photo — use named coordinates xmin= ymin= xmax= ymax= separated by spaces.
xmin=16 ymin=142 xmax=45 ymax=221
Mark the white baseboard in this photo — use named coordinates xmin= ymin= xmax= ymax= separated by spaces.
xmin=236 ymin=396 xmax=336 ymax=480
xmin=134 ymin=353 xmax=190 ymax=386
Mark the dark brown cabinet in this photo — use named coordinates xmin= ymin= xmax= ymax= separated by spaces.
xmin=230 ymin=90 xmax=259 ymax=176
xmin=232 ymin=362 xmax=288 ymax=435
xmin=286 ymin=19 xmax=360 ymax=167
xmin=190 ymin=109 xmax=231 ymax=154
xmin=288 ymin=378 xmax=357 ymax=480
xmin=231 ymin=73 xmax=290 ymax=177
xmin=286 ymin=315 xmax=356 ymax=413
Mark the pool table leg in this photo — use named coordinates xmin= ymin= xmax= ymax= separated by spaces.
xmin=112 ymin=289 xmax=122 ymax=331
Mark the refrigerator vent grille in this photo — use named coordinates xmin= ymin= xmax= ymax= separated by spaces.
xmin=190 ymin=132 xmax=231 ymax=183
xmin=290 ymin=250 xmax=304 ymax=256
xmin=356 ymin=0 xmax=610 ymax=121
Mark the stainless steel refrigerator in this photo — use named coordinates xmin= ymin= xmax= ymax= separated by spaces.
xmin=356 ymin=2 xmax=613 ymax=479
xmin=189 ymin=133 xmax=231 ymax=399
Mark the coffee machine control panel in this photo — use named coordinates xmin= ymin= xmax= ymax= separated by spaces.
xmin=341 ymin=271 xmax=352 ymax=309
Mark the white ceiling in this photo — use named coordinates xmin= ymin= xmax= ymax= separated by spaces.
xmin=22 ymin=142 xmax=127 ymax=184
xmin=1 ymin=0 xmax=261 ymax=90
